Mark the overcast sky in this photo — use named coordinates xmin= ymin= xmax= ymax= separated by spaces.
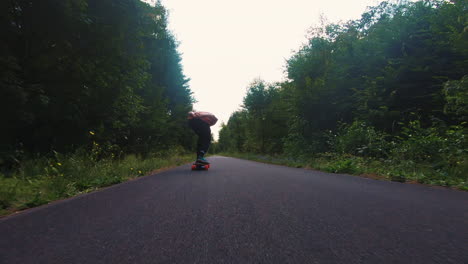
xmin=145 ymin=0 xmax=380 ymax=139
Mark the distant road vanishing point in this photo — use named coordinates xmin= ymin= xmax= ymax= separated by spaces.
xmin=1 ymin=156 xmax=467 ymax=264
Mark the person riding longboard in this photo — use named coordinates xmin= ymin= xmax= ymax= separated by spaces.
xmin=187 ymin=111 xmax=218 ymax=165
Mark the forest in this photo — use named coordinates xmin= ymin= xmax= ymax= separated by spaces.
xmin=0 ymin=0 xmax=195 ymax=213
xmin=0 ymin=0 xmax=194 ymax=164
xmin=217 ymin=0 xmax=467 ymax=188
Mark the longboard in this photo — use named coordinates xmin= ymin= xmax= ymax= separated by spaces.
xmin=191 ymin=163 xmax=210 ymax=170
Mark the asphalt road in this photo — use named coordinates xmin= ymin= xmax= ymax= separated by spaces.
xmin=1 ymin=156 xmax=467 ymax=264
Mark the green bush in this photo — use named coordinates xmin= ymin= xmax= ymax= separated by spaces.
xmin=283 ymin=132 xmax=311 ymax=158
xmin=444 ymin=75 xmax=468 ymax=122
xmin=392 ymin=121 xmax=444 ymax=162
xmin=330 ymin=121 xmax=390 ymax=158
xmin=392 ymin=121 xmax=467 ymax=178
xmin=0 ymin=175 xmax=17 ymax=210
xmin=325 ymin=159 xmax=359 ymax=174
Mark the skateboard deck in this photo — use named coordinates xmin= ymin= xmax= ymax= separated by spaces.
xmin=191 ymin=163 xmax=210 ymax=170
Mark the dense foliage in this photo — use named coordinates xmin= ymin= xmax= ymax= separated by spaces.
xmin=0 ymin=0 xmax=194 ymax=168
xmin=218 ymin=0 xmax=467 ymax=185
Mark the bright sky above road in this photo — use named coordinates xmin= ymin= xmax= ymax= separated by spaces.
xmin=145 ymin=0 xmax=380 ymax=139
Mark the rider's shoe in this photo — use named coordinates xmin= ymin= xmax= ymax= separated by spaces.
xmin=196 ymin=156 xmax=210 ymax=165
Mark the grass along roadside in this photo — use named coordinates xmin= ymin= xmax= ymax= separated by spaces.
xmin=0 ymin=153 xmax=194 ymax=217
xmin=219 ymin=152 xmax=468 ymax=191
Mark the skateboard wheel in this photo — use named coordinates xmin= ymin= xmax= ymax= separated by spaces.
xmin=191 ymin=164 xmax=209 ymax=170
